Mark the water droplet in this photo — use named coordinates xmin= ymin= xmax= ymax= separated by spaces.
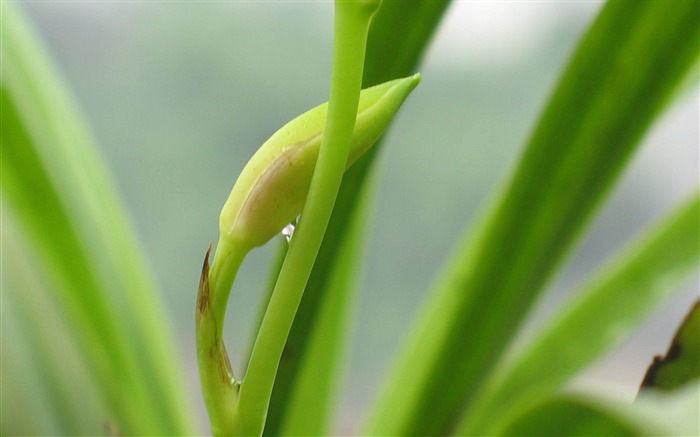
xmin=282 ymin=218 xmax=297 ymax=243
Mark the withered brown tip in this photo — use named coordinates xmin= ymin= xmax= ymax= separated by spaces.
xmin=196 ymin=244 xmax=213 ymax=318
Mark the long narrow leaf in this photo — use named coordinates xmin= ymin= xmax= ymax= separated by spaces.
xmin=499 ymin=396 xmax=639 ymax=437
xmin=457 ymin=194 xmax=699 ymax=435
xmin=2 ymin=211 xmax=106 ymax=435
xmin=277 ymin=171 xmax=376 ymax=435
xmin=0 ymin=317 xmax=60 ymax=436
xmin=1 ymin=4 xmax=194 ymax=434
xmin=2 ymin=85 xmax=152 ymax=433
xmin=262 ymin=1 xmax=450 ymax=434
xmin=498 ymin=383 xmax=700 ymax=437
xmin=365 ymin=1 xmax=700 ymax=434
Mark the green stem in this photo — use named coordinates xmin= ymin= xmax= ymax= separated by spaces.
xmin=232 ymin=1 xmax=380 ymax=435
xmin=210 ymin=236 xmax=252 ymax=331
xmin=196 ymin=238 xmax=249 ymax=435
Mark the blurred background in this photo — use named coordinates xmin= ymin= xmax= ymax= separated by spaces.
xmin=7 ymin=1 xmax=699 ymax=433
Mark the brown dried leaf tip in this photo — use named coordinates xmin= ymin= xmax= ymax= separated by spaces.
xmin=640 ymin=299 xmax=700 ymax=392
xmin=196 ymin=244 xmax=213 ymax=320
xmin=220 ymin=342 xmax=235 ymax=384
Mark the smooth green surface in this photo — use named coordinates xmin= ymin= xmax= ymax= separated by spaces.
xmin=197 ymin=76 xmax=420 ymax=434
xmin=500 ymin=383 xmax=700 ymax=437
xmin=207 ymin=75 xmax=420 ymax=345
xmin=2 ymin=213 xmax=103 ymax=435
xmin=365 ymin=1 xmax=700 ymax=434
xmin=195 ymin=245 xmax=245 ymax=436
xmin=0 ymin=3 xmax=194 ymax=435
xmin=457 ymin=195 xmax=700 ymax=435
xmin=641 ymin=301 xmax=700 ymax=391
xmin=230 ymin=2 xmax=379 ymax=434
xmin=217 ymin=76 xmax=422 ymax=251
xmin=278 ymin=169 xmax=377 ymax=435
xmin=363 ymin=0 xmax=451 ymax=87
xmin=263 ymin=2 xmax=450 ymax=434
xmin=498 ymin=396 xmax=638 ymax=436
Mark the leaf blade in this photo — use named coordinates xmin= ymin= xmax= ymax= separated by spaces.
xmin=457 ymin=195 xmax=700 ymax=435
xmin=499 ymin=383 xmax=700 ymax=437
xmin=1 ymin=4 xmax=195 ymax=434
xmin=498 ymin=396 xmax=638 ymax=437
xmin=365 ymin=1 xmax=700 ymax=434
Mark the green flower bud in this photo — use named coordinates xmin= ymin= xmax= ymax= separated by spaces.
xmin=219 ymin=73 xmax=420 ymax=249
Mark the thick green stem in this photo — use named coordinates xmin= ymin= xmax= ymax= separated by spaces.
xmin=196 ymin=239 xmax=249 ymax=436
xmin=232 ymin=1 xmax=380 ymax=435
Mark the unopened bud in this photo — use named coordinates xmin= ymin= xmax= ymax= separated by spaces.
xmin=219 ymin=74 xmax=420 ymax=249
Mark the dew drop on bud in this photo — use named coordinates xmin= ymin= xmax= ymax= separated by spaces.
xmin=281 ymin=218 xmax=298 ymax=243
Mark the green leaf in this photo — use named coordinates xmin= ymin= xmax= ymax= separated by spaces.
xmin=2 ymin=212 xmax=107 ymax=435
xmin=363 ymin=0 xmax=451 ymax=86
xmin=1 ymin=4 xmax=194 ymax=435
xmin=262 ymin=1 xmax=450 ymax=434
xmin=2 ymin=80 xmax=153 ymax=435
xmin=499 ymin=383 xmax=700 ymax=437
xmin=276 ymin=172 xmax=376 ymax=435
xmin=498 ymin=396 xmax=638 ymax=437
xmin=364 ymin=1 xmax=700 ymax=434
xmin=457 ymin=195 xmax=700 ymax=435
xmin=641 ymin=300 xmax=700 ymax=391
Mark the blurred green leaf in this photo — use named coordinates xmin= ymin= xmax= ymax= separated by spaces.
xmin=0 ymin=4 xmax=194 ymax=435
xmin=276 ymin=172 xmax=376 ymax=435
xmin=498 ymin=396 xmax=638 ymax=437
xmin=499 ymin=383 xmax=700 ymax=437
xmin=262 ymin=1 xmax=450 ymax=434
xmin=1 ymin=81 xmax=147 ymax=434
xmin=0 ymin=332 xmax=58 ymax=437
xmin=363 ymin=0 xmax=451 ymax=86
xmin=457 ymin=195 xmax=699 ymax=435
xmin=2 ymin=212 xmax=106 ymax=435
xmin=365 ymin=1 xmax=700 ymax=434
xmin=641 ymin=300 xmax=700 ymax=391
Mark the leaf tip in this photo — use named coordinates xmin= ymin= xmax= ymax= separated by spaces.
xmin=196 ymin=244 xmax=213 ymax=319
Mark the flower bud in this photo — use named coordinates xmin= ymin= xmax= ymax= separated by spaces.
xmin=219 ymin=74 xmax=420 ymax=249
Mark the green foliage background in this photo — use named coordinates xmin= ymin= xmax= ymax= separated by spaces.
xmin=3 ymin=1 xmax=698 ymax=434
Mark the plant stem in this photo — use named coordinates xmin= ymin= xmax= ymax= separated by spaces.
xmin=196 ymin=238 xmax=249 ymax=436
xmin=231 ymin=1 xmax=380 ymax=435
xmin=210 ymin=236 xmax=252 ymax=330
